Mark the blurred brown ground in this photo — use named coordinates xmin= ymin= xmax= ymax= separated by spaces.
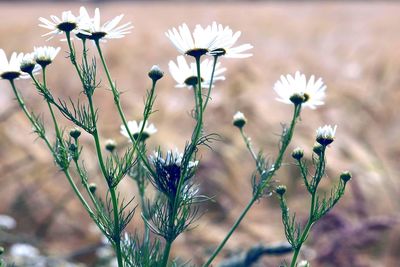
xmin=0 ymin=1 xmax=400 ymax=266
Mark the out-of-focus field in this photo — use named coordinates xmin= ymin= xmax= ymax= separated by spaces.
xmin=0 ymin=2 xmax=400 ymax=266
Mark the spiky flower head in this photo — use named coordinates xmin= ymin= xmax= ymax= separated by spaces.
xmin=196 ymin=22 xmax=253 ymax=58
xmin=169 ymin=55 xmax=226 ymax=89
xmin=150 ymin=149 xmax=198 ymax=198
xmin=232 ymin=111 xmax=247 ymax=128
xmin=79 ymin=7 xmax=133 ymax=41
xmin=33 ymin=46 xmax=61 ymax=68
xmin=120 ymin=120 xmax=157 ymax=142
xmin=316 ymin=124 xmax=337 ymax=146
xmin=274 ymin=71 xmax=326 ymax=109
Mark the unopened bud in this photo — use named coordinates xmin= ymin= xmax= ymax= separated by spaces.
xmin=69 ymin=128 xmax=81 ymax=140
xmin=292 ymin=147 xmax=304 ymax=160
xmin=148 ymin=65 xmax=164 ymax=81
xmin=313 ymin=143 xmax=323 ymax=155
xmin=89 ymin=183 xmax=97 ymax=194
xmin=105 ymin=139 xmax=116 ymax=152
xmin=275 ymin=185 xmax=287 ymax=196
xmin=232 ymin=111 xmax=247 ymax=129
xmin=340 ymin=171 xmax=352 ymax=182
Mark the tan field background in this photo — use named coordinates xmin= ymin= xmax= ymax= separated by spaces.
xmin=0 ymin=1 xmax=400 ymax=266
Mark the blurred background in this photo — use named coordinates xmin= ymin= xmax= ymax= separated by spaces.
xmin=0 ymin=1 xmax=400 ymax=266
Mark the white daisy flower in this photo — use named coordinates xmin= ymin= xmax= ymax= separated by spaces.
xmin=232 ymin=111 xmax=247 ymax=128
xmin=33 ymin=46 xmax=61 ymax=67
xmin=273 ymin=71 xmax=326 ymax=109
xmin=165 ymin=23 xmax=219 ymax=57
xmin=39 ymin=10 xmax=82 ymax=39
xmin=168 ymin=55 xmax=226 ymax=89
xmin=120 ymin=120 xmax=157 ymax=141
xmin=20 ymin=53 xmax=41 ymax=77
xmin=195 ymin=22 xmax=253 ymax=58
xmin=79 ymin=7 xmax=133 ymax=41
xmin=0 ymin=49 xmax=24 ymax=80
xmin=316 ymin=124 xmax=337 ymax=146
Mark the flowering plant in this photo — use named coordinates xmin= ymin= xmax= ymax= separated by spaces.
xmin=0 ymin=6 xmax=351 ymax=267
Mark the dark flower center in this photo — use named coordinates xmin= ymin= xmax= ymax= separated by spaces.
xmin=20 ymin=63 xmax=36 ymax=74
xmin=186 ymin=48 xmax=208 ymax=58
xmin=88 ymin=32 xmax=107 ymax=40
xmin=36 ymin=59 xmax=52 ymax=68
xmin=133 ymin=132 xmax=150 ymax=142
xmin=1 ymin=71 xmax=21 ymax=80
xmin=211 ymin=48 xmax=226 ymax=56
xmin=57 ymin=22 xmax=77 ymax=32
xmin=184 ymin=76 xmax=204 ymax=87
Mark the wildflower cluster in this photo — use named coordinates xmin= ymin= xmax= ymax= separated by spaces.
xmin=0 ymin=5 xmax=351 ymax=267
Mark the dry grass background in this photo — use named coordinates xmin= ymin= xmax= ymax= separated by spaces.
xmin=0 ymin=1 xmax=400 ymax=266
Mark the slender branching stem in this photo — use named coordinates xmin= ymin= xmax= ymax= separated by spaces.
xmin=65 ymin=33 xmax=124 ymax=267
xmin=203 ymin=104 xmax=302 ymax=267
xmin=240 ymin=128 xmax=263 ymax=175
xmin=202 ymin=55 xmax=219 ymax=112
xmin=8 ymin=79 xmax=96 ymax=221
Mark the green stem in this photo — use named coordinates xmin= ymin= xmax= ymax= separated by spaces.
xmin=8 ymin=79 xmax=96 ymax=222
xmin=203 ymin=196 xmax=257 ymax=266
xmin=240 ymin=128 xmax=263 ymax=175
xmin=94 ymin=40 xmax=157 ymax=178
xmin=203 ymin=104 xmax=301 ymax=267
xmin=65 ymin=33 xmax=124 ymax=267
xmin=202 ymin=55 xmax=219 ymax=111
xmin=161 ymin=56 xmax=205 ymax=267
xmin=290 ymin=192 xmax=316 ymax=267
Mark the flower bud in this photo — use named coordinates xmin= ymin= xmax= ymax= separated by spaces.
xmin=292 ymin=147 xmax=304 ymax=160
xmin=232 ymin=111 xmax=247 ymax=129
xmin=313 ymin=143 xmax=323 ymax=155
xmin=69 ymin=143 xmax=77 ymax=153
xmin=105 ymin=139 xmax=116 ymax=152
xmin=275 ymin=185 xmax=287 ymax=196
xmin=148 ymin=65 xmax=164 ymax=81
xmin=69 ymin=127 xmax=81 ymax=140
xmin=89 ymin=183 xmax=97 ymax=194
xmin=340 ymin=171 xmax=352 ymax=182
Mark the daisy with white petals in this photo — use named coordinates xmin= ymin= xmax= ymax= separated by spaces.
xmin=33 ymin=46 xmax=61 ymax=68
xmin=316 ymin=124 xmax=337 ymax=146
xmin=166 ymin=23 xmax=219 ymax=57
xmin=169 ymin=55 xmax=226 ymax=89
xmin=39 ymin=10 xmax=82 ymax=39
xmin=79 ymin=7 xmax=133 ymax=41
xmin=120 ymin=120 xmax=157 ymax=142
xmin=0 ymin=49 xmax=25 ymax=80
xmin=195 ymin=22 xmax=253 ymax=58
xmin=274 ymin=71 xmax=326 ymax=109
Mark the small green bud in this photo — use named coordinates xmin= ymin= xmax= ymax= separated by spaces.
xmin=313 ymin=143 xmax=323 ymax=155
xmin=275 ymin=185 xmax=287 ymax=196
xmin=340 ymin=171 xmax=352 ymax=182
xmin=69 ymin=128 xmax=81 ymax=140
xmin=148 ymin=65 xmax=164 ymax=81
xmin=105 ymin=139 xmax=117 ymax=152
xmin=89 ymin=183 xmax=97 ymax=194
xmin=232 ymin=111 xmax=247 ymax=129
xmin=292 ymin=147 xmax=304 ymax=160
xmin=0 ymin=246 xmax=4 ymax=255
